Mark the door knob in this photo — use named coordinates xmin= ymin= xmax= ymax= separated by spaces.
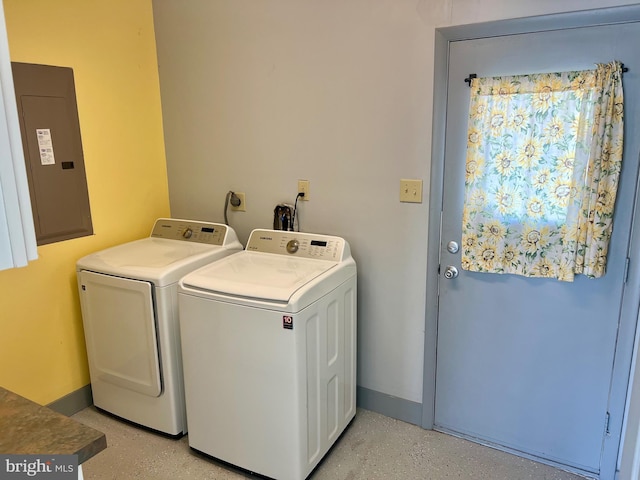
xmin=444 ymin=265 xmax=459 ymax=279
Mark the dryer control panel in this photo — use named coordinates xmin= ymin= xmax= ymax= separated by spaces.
xmin=246 ymin=229 xmax=351 ymax=262
xmin=150 ymin=218 xmax=229 ymax=246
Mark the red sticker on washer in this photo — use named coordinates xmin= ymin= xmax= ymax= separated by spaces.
xmin=283 ymin=315 xmax=293 ymax=330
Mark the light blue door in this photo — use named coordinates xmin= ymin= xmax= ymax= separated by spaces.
xmin=435 ymin=23 xmax=640 ymax=478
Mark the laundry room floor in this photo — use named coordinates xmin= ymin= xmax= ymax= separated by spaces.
xmin=72 ymin=407 xmax=585 ymax=480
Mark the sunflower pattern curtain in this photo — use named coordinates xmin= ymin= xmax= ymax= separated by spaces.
xmin=461 ymin=61 xmax=624 ymax=282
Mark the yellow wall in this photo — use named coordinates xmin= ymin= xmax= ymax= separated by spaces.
xmin=0 ymin=0 xmax=169 ymax=405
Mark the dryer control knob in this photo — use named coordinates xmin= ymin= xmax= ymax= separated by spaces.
xmin=183 ymin=227 xmax=193 ymax=239
xmin=286 ymin=239 xmax=299 ymax=254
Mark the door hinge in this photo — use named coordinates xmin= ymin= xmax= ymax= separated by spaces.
xmin=605 ymin=412 xmax=611 ymax=436
xmin=623 ymin=257 xmax=630 ymax=283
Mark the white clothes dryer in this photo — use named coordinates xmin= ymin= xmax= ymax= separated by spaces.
xmin=76 ymin=218 xmax=242 ymax=436
xmin=178 ymin=229 xmax=357 ymax=480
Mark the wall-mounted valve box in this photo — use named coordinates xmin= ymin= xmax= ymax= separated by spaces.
xmin=12 ymin=62 xmax=93 ymax=245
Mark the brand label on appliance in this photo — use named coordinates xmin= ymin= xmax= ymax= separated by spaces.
xmin=283 ymin=315 xmax=293 ymax=330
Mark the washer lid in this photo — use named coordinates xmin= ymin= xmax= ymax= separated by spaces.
xmin=180 ymin=251 xmax=338 ymax=303
xmin=77 ymin=238 xmax=240 ymax=286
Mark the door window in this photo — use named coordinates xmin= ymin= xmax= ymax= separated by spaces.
xmin=461 ymin=62 xmax=624 ymax=281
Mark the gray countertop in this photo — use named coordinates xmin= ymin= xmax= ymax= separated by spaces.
xmin=0 ymin=386 xmax=106 ymax=464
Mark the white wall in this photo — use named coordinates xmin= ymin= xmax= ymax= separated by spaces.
xmin=152 ymin=0 xmax=640 ymax=407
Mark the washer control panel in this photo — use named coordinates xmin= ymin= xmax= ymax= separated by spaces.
xmin=150 ymin=218 xmax=229 ymax=245
xmin=246 ymin=229 xmax=349 ymax=262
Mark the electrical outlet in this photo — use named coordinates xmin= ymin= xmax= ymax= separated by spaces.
xmin=230 ymin=192 xmax=246 ymax=211
xmin=298 ymin=180 xmax=310 ymax=201
xmin=400 ymin=179 xmax=423 ymax=203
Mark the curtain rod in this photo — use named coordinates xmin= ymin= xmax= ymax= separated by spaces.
xmin=464 ymin=64 xmax=629 ymax=87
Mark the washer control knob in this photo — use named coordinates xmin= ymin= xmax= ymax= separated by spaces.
xmin=183 ymin=227 xmax=193 ymax=239
xmin=444 ymin=265 xmax=459 ymax=279
xmin=286 ymin=239 xmax=299 ymax=254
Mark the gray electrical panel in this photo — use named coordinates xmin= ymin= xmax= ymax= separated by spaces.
xmin=12 ymin=62 xmax=93 ymax=245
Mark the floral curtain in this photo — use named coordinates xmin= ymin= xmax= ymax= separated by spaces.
xmin=461 ymin=61 xmax=624 ymax=281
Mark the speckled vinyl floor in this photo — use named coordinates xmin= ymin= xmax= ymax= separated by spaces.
xmin=72 ymin=407 xmax=586 ymax=480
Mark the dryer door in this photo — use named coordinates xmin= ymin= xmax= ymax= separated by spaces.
xmin=79 ymin=271 xmax=162 ymax=397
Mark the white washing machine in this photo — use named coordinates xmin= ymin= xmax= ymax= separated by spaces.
xmin=178 ymin=229 xmax=357 ymax=480
xmin=76 ymin=218 xmax=242 ymax=436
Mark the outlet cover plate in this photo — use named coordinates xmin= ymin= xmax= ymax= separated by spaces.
xmin=298 ymin=180 xmax=310 ymax=200
xmin=230 ymin=192 xmax=246 ymax=211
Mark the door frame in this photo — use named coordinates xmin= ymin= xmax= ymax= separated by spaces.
xmin=422 ymin=5 xmax=640 ymax=478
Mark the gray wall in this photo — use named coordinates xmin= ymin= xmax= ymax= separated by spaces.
xmin=152 ymin=0 xmax=640 ymax=413
xmin=153 ymin=0 xmax=433 ymax=407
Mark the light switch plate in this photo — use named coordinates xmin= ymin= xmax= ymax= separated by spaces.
xmin=400 ymin=179 xmax=423 ymax=203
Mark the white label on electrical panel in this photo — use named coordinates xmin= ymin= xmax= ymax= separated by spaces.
xmin=36 ymin=128 xmax=55 ymax=165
